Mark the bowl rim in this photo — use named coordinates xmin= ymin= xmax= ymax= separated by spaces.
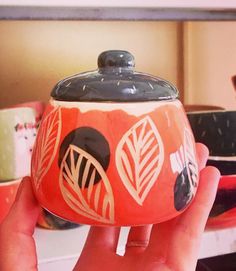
xmin=0 ymin=178 xmax=22 ymax=186
xmin=187 ymin=110 xmax=236 ymax=115
xmin=208 ymin=155 xmax=236 ymax=162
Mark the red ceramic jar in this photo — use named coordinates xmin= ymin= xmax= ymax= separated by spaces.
xmin=31 ymin=50 xmax=198 ymax=226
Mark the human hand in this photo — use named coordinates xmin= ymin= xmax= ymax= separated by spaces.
xmin=74 ymin=143 xmax=220 ymax=271
xmin=0 ymin=143 xmax=220 ymax=271
xmin=0 ymin=176 xmax=40 ymax=271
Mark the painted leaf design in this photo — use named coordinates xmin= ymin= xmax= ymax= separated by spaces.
xmin=116 ymin=116 xmax=164 ymax=205
xmin=32 ymin=107 xmax=62 ymax=190
xmin=183 ymin=128 xmax=199 ymax=188
xmin=59 ymin=145 xmax=115 ymax=224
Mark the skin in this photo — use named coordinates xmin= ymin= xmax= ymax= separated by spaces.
xmin=0 ymin=143 xmax=220 ymax=271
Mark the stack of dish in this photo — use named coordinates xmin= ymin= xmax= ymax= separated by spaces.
xmin=187 ymin=108 xmax=236 ymax=229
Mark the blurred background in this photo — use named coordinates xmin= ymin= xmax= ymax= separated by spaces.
xmin=0 ymin=21 xmax=236 ymax=109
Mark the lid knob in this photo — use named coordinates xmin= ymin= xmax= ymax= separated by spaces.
xmin=98 ymin=50 xmax=135 ymax=69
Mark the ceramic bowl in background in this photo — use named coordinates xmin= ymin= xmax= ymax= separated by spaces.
xmin=206 ymin=175 xmax=236 ymax=230
xmin=184 ymin=104 xmax=225 ymax=113
xmin=207 ymin=157 xmax=236 ymax=175
xmin=187 ymin=109 xmax=236 ymax=230
xmin=187 ymin=110 xmax=236 ymax=157
xmin=0 ymin=107 xmax=36 ymax=181
xmin=0 ymin=178 xmax=21 ymax=223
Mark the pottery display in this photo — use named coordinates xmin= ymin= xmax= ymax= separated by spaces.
xmin=31 ymin=50 xmax=199 ymax=226
xmin=0 ymin=107 xmax=36 ymax=181
xmin=0 ymin=178 xmax=22 ymax=223
xmin=188 ymin=108 xmax=236 ymax=230
xmin=206 ymin=175 xmax=236 ymax=230
xmin=187 ymin=108 xmax=236 ymax=175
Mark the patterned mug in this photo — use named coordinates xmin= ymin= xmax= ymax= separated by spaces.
xmin=31 ymin=50 xmax=199 ymax=226
xmin=0 ymin=107 xmax=36 ymax=181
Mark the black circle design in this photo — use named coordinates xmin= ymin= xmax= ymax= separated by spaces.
xmin=59 ymin=127 xmax=110 ymax=188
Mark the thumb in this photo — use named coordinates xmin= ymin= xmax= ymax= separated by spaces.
xmin=2 ymin=176 xmax=40 ymax=235
xmin=0 ymin=176 xmax=40 ymax=271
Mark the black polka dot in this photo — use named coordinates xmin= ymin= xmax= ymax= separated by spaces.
xmin=59 ymin=127 xmax=110 ymax=188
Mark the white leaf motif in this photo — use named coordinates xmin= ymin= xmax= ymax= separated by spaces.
xmin=184 ymin=128 xmax=198 ymax=188
xmin=59 ymin=145 xmax=115 ymax=224
xmin=32 ymin=107 xmax=62 ymax=190
xmin=116 ymin=116 xmax=164 ymax=205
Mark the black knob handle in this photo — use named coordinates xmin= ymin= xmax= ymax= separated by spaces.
xmin=98 ymin=50 xmax=135 ymax=69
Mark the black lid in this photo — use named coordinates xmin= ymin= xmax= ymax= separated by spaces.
xmin=51 ymin=50 xmax=179 ymax=102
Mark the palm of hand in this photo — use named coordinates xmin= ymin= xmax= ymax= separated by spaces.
xmin=74 ymin=218 xmax=197 ymax=271
xmin=0 ymin=144 xmax=220 ymax=271
xmin=74 ymin=164 xmax=218 ymax=271
xmin=74 ymin=144 xmax=220 ymax=271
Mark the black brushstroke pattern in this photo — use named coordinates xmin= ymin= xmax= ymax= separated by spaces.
xmin=187 ymin=111 xmax=236 ymax=156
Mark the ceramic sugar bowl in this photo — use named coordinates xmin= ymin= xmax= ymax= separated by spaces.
xmin=31 ymin=50 xmax=199 ymax=226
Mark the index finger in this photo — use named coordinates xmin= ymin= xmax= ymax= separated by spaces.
xmin=195 ymin=143 xmax=209 ymax=171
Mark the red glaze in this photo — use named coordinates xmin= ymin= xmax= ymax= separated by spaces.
xmin=31 ymin=100 xmax=198 ymax=226
xmin=0 ymin=179 xmax=21 ymax=223
xmin=206 ymin=175 xmax=236 ymax=230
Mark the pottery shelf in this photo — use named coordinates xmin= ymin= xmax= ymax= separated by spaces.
xmin=1 ymin=1 xmax=236 ymax=21
xmin=35 ymin=225 xmax=236 ymax=271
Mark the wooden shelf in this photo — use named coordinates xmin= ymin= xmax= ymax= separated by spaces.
xmin=0 ymin=6 xmax=236 ymax=20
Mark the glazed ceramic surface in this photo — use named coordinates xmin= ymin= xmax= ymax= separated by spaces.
xmin=31 ymin=50 xmax=198 ymax=226
xmin=0 ymin=178 xmax=21 ymax=223
xmin=187 ymin=110 xmax=236 ymax=156
xmin=0 ymin=107 xmax=36 ymax=181
xmin=206 ymin=175 xmax=236 ymax=230
xmin=187 ymin=110 xmax=236 ymax=230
